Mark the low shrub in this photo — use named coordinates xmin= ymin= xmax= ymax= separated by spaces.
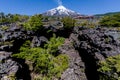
xmin=13 ymin=35 xmax=68 ymax=79
xmin=61 ymin=17 xmax=76 ymax=29
xmin=23 ymin=14 xmax=43 ymax=32
xmin=98 ymin=54 xmax=120 ymax=80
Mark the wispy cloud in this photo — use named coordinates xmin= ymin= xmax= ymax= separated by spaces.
xmin=54 ymin=0 xmax=62 ymax=6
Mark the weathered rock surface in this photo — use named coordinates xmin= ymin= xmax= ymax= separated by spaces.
xmin=31 ymin=36 xmax=48 ymax=48
xmin=60 ymin=27 xmax=120 ymax=80
xmin=0 ymin=25 xmax=33 ymax=52
xmin=0 ymin=51 xmax=20 ymax=80
xmin=71 ymin=27 xmax=120 ymax=60
xmin=59 ymin=39 xmax=87 ymax=80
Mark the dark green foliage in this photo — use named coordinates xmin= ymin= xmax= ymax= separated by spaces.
xmin=24 ymin=14 xmax=43 ymax=31
xmin=51 ymin=54 xmax=69 ymax=78
xmin=98 ymin=54 xmax=120 ymax=80
xmin=99 ymin=13 xmax=120 ymax=27
xmin=61 ymin=17 xmax=76 ymax=29
xmin=13 ymin=36 xmax=68 ymax=79
xmin=44 ymin=34 xmax=65 ymax=55
xmin=0 ymin=12 xmax=29 ymax=24
xmin=0 ymin=12 xmax=6 ymax=23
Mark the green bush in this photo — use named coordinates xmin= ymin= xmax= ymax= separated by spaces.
xmin=98 ymin=54 xmax=120 ymax=80
xmin=51 ymin=54 xmax=69 ymax=78
xmin=61 ymin=17 xmax=76 ymax=29
xmin=45 ymin=34 xmax=65 ymax=55
xmin=24 ymin=14 xmax=43 ymax=31
xmin=13 ymin=36 xmax=68 ymax=79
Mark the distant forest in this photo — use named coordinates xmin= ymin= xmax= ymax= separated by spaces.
xmin=94 ymin=11 xmax=120 ymax=16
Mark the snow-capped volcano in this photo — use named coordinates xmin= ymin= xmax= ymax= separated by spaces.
xmin=43 ymin=5 xmax=80 ymax=17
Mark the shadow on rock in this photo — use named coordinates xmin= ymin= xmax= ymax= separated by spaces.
xmin=13 ymin=58 xmax=31 ymax=80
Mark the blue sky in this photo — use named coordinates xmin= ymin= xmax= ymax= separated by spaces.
xmin=0 ymin=0 xmax=120 ymax=15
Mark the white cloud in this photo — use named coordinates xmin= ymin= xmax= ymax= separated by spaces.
xmin=54 ymin=0 xmax=62 ymax=6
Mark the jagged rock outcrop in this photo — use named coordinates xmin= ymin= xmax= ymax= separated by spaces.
xmin=59 ymin=39 xmax=87 ymax=80
xmin=31 ymin=36 xmax=48 ymax=48
xmin=71 ymin=27 xmax=120 ymax=60
xmin=60 ymin=27 xmax=120 ymax=80
xmin=0 ymin=25 xmax=33 ymax=42
xmin=0 ymin=25 xmax=33 ymax=52
xmin=0 ymin=51 xmax=20 ymax=80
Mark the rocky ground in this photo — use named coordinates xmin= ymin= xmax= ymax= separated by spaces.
xmin=0 ymin=24 xmax=120 ymax=80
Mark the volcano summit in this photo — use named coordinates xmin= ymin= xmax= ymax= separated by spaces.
xmin=43 ymin=5 xmax=80 ymax=17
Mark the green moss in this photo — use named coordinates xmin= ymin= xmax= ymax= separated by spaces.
xmin=1 ymin=26 xmax=9 ymax=30
xmin=50 ymin=54 xmax=69 ymax=78
xmin=8 ymin=73 xmax=16 ymax=80
xmin=0 ymin=60 xmax=2 ymax=63
xmin=98 ymin=54 xmax=120 ymax=80
xmin=0 ymin=41 xmax=14 ymax=47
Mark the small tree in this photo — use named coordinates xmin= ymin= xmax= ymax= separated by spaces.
xmin=24 ymin=14 xmax=43 ymax=31
xmin=61 ymin=17 xmax=76 ymax=29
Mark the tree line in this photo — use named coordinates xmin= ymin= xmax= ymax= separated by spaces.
xmin=0 ymin=12 xmax=29 ymax=24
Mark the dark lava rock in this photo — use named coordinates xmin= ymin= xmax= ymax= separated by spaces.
xmin=31 ymin=36 xmax=48 ymax=48
xmin=71 ymin=27 xmax=120 ymax=60
xmin=60 ymin=27 xmax=120 ymax=80
xmin=0 ymin=26 xmax=33 ymax=42
xmin=0 ymin=45 xmax=13 ymax=51
xmin=59 ymin=39 xmax=87 ymax=80
xmin=0 ymin=51 xmax=21 ymax=80
xmin=0 ymin=25 xmax=33 ymax=52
